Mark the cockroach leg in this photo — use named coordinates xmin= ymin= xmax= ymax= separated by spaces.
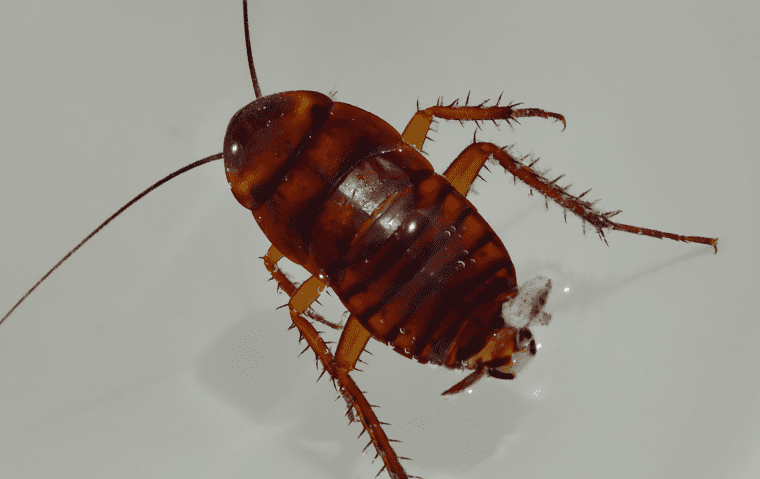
xmin=401 ymin=99 xmax=565 ymax=151
xmin=334 ymin=314 xmax=372 ymax=373
xmin=308 ymin=310 xmax=343 ymax=330
xmin=440 ymin=364 xmax=487 ymax=396
xmin=443 ymin=142 xmax=718 ymax=251
xmin=263 ymin=245 xmax=342 ymax=330
xmin=262 ymin=246 xmax=410 ymax=479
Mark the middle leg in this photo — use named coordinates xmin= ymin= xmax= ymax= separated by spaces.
xmin=401 ymin=93 xmax=566 ymax=151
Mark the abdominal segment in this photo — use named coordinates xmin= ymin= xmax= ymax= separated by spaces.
xmin=312 ymin=153 xmax=518 ymax=369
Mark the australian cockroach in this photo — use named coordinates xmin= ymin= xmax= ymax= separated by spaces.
xmin=1 ymin=2 xmax=720 ymax=479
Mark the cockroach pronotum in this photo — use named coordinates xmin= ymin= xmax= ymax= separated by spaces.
xmin=2 ymin=2 xmax=729 ymax=478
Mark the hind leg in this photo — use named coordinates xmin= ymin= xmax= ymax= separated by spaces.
xmin=262 ymin=246 xmax=411 ymax=479
xmin=444 ymin=141 xmax=718 ymax=251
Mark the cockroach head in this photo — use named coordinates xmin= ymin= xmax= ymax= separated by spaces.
xmin=223 ymin=90 xmax=333 ymax=209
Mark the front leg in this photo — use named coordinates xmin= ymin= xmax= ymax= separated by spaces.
xmin=262 ymin=246 xmax=413 ymax=479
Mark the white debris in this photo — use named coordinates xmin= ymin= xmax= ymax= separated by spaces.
xmin=501 ymin=276 xmax=552 ymax=329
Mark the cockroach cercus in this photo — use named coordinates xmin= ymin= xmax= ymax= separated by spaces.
xmin=1 ymin=1 xmax=718 ymax=478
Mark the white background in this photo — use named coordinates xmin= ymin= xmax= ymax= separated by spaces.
xmin=1 ymin=1 xmax=759 ymax=478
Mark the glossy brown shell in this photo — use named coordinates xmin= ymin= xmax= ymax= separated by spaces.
xmin=224 ymin=91 xmax=518 ymax=368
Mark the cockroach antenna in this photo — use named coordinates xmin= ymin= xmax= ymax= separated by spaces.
xmin=0 ymin=154 xmax=223 ymax=327
xmin=2 ymin=2 xmax=266 ymax=327
xmin=243 ymin=0 xmax=262 ymax=99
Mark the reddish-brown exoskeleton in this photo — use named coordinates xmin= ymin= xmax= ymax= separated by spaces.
xmin=221 ymin=3 xmax=717 ymax=478
xmin=1 ymin=2 xmax=717 ymax=478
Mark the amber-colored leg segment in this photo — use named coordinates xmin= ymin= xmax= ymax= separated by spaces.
xmin=335 ymin=314 xmax=372 ymax=373
xmin=263 ymin=246 xmax=342 ymax=330
xmin=401 ymin=97 xmax=566 ymax=151
xmin=445 ymin=142 xmax=718 ymax=252
xmin=262 ymin=246 xmax=412 ymax=479
xmin=443 ymin=141 xmax=493 ymax=196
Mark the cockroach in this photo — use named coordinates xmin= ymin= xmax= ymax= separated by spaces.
xmin=0 ymin=2 xmax=720 ymax=479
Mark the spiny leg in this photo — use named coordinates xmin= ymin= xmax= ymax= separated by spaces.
xmin=262 ymin=246 xmax=412 ymax=479
xmin=401 ymin=92 xmax=565 ymax=152
xmin=444 ymin=142 xmax=718 ymax=251
xmin=263 ymin=246 xmax=342 ymax=330
xmin=334 ymin=314 xmax=372 ymax=374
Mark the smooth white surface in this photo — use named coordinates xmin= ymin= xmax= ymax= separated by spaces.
xmin=1 ymin=1 xmax=758 ymax=478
